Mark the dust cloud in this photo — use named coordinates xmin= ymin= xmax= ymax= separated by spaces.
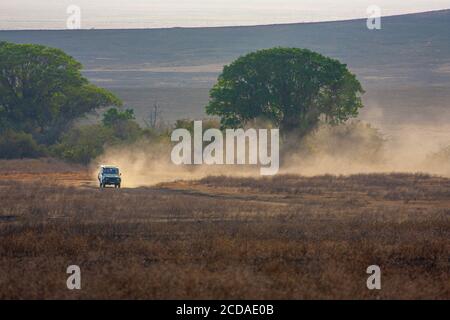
xmin=92 ymin=140 xmax=260 ymax=188
xmin=93 ymin=121 xmax=450 ymax=187
xmin=283 ymin=121 xmax=450 ymax=177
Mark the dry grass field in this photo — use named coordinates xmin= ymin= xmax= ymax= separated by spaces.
xmin=0 ymin=159 xmax=449 ymax=299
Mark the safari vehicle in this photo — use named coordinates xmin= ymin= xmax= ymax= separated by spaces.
xmin=98 ymin=165 xmax=121 ymax=188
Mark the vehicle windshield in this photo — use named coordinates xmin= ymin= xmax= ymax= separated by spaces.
xmin=102 ymin=167 xmax=119 ymax=175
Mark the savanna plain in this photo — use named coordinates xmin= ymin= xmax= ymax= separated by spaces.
xmin=0 ymin=158 xmax=448 ymax=299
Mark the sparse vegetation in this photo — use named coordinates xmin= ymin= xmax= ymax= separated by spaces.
xmin=0 ymin=159 xmax=448 ymax=299
xmin=0 ymin=17 xmax=449 ymax=300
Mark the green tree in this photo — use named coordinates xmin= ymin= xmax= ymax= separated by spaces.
xmin=206 ymin=48 xmax=364 ymax=136
xmin=102 ymin=108 xmax=135 ymax=127
xmin=102 ymin=108 xmax=142 ymax=141
xmin=0 ymin=42 xmax=122 ymax=144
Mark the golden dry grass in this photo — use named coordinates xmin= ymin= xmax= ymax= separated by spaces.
xmin=0 ymin=159 xmax=448 ymax=299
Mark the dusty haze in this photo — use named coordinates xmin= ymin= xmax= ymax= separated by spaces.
xmin=94 ymin=119 xmax=450 ymax=188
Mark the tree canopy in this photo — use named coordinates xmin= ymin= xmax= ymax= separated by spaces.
xmin=206 ymin=47 xmax=364 ymax=136
xmin=0 ymin=42 xmax=122 ymax=144
xmin=102 ymin=108 xmax=135 ymax=127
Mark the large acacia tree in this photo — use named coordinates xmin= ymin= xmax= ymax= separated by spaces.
xmin=206 ymin=48 xmax=364 ymax=136
xmin=0 ymin=42 xmax=122 ymax=144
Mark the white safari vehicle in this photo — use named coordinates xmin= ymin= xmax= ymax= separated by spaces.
xmin=98 ymin=165 xmax=122 ymax=188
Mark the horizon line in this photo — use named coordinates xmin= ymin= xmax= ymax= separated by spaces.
xmin=0 ymin=8 xmax=448 ymax=32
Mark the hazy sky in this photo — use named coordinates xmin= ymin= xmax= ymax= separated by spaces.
xmin=1 ymin=0 xmax=449 ymax=30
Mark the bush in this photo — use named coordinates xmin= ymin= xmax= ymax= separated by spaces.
xmin=51 ymin=125 xmax=113 ymax=164
xmin=0 ymin=130 xmax=44 ymax=159
xmin=111 ymin=120 xmax=142 ymax=142
xmin=102 ymin=108 xmax=135 ymax=127
xmin=51 ymin=118 xmax=146 ymax=164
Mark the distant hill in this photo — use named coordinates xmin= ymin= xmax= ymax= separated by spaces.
xmin=1 ymin=10 xmax=450 ymax=129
